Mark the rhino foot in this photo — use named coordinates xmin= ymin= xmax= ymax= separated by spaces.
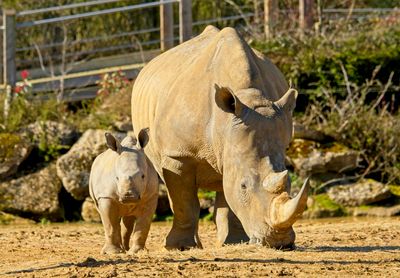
xmin=101 ymin=244 xmax=125 ymax=255
xmin=127 ymin=245 xmax=146 ymax=255
xmin=165 ymin=236 xmax=198 ymax=251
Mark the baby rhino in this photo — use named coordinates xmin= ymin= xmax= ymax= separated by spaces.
xmin=89 ymin=130 xmax=158 ymax=255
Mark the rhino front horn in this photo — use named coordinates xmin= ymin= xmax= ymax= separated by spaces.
xmin=270 ymin=177 xmax=310 ymax=229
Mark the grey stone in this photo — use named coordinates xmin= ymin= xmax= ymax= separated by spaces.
xmin=22 ymin=120 xmax=78 ymax=147
xmin=289 ymin=139 xmax=359 ymax=176
xmin=81 ymin=198 xmax=101 ymax=223
xmin=0 ymin=133 xmax=33 ymax=180
xmin=293 ymin=122 xmax=331 ymax=142
xmin=350 ymin=205 xmax=400 ymax=217
xmin=327 ymin=179 xmax=392 ymax=207
xmin=0 ymin=163 xmax=63 ymax=221
xmin=56 ymin=129 xmax=125 ymax=200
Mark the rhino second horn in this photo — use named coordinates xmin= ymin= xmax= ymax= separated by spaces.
xmin=270 ymin=177 xmax=309 ymax=230
xmin=263 ymin=170 xmax=288 ymax=194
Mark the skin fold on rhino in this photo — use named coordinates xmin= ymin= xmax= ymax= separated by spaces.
xmin=131 ymin=25 xmax=309 ymax=250
xmin=89 ymin=130 xmax=159 ymax=254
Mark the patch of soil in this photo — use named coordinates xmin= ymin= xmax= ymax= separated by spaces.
xmin=0 ymin=217 xmax=399 ymax=277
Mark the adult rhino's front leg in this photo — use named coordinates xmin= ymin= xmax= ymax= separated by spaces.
xmin=163 ymin=161 xmax=202 ymax=250
xmin=214 ymin=191 xmax=249 ymax=246
xmin=97 ymin=198 xmax=124 ymax=254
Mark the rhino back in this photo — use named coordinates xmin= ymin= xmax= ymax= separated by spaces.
xmin=131 ymin=26 xmax=288 ymax=177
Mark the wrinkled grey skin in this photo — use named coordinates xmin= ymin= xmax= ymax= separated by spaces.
xmin=89 ymin=130 xmax=158 ymax=254
xmin=131 ymin=26 xmax=309 ymax=250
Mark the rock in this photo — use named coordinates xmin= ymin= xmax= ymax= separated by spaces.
xmin=0 ymin=163 xmax=63 ymax=221
xmin=327 ymin=179 xmax=392 ymax=207
xmin=21 ymin=120 xmax=78 ymax=147
xmin=349 ymin=205 xmax=400 ymax=217
xmin=293 ymin=122 xmax=331 ymax=142
xmin=113 ymin=117 xmax=133 ymax=132
xmin=0 ymin=133 xmax=33 ymax=180
xmin=156 ymin=183 xmax=171 ymax=216
xmin=288 ymin=139 xmax=359 ymax=176
xmin=302 ymin=194 xmax=346 ymax=219
xmin=56 ymin=129 xmax=125 ymax=200
xmin=199 ymin=197 xmax=214 ymax=211
xmin=81 ymin=198 xmax=101 ymax=223
xmin=0 ymin=211 xmax=36 ymax=225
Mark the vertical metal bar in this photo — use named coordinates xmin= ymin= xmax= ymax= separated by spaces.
xmin=264 ymin=0 xmax=278 ymax=39
xmin=179 ymin=0 xmax=192 ymax=43
xmin=160 ymin=0 xmax=174 ymax=51
xmin=3 ymin=9 xmax=16 ymax=88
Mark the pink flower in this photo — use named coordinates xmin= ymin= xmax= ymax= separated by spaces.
xmin=21 ymin=70 xmax=29 ymax=80
xmin=14 ymin=86 xmax=23 ymax=94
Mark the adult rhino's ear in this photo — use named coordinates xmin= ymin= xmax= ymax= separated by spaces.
xmin=274 ymin=88 xmax=298 ymax=114
xmin=214 ymin=84 xmax=243 ymax=116
xmin=105 ymin=132 xmax=123 ymax=154
xmin=137 ymin=128 xmax=150 ymax=149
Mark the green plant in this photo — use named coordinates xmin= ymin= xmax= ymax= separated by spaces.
xmin=299 ymin=67 xmax=400 ymax=184
xmin=96 ymin=70 xmax=130 ymax=98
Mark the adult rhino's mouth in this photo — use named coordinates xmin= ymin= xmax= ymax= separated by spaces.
xmin=119 ymin=195 xmax=141 ymax=203
xmin=249 ymin=233 xmax=296 ymax=251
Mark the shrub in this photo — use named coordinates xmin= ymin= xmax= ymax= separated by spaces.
xmin=299 ymin=68 xmax=400 ymax=184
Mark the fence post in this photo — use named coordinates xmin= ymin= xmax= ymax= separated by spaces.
xmin=3 ymin=9 xmax=16 ymax=121
xmin=3 ymin=9 xmax=16 ymax=88
xmin=264 ymin=0 xmax=278 ymax=39
xmin=179 ymin=0 xmax=192 ymax=43
xmin=299 ymin=0 xmax=315 ymax=34
xmin=160 ymin=0 xmax=174 ymax=51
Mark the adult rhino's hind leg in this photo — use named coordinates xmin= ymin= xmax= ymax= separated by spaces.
xmin=214 ymin=191 xmax=249 ymax=246
xmin=163 ymin=163 xmax=201 ymax=250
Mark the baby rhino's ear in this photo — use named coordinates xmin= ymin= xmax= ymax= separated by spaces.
xmin=137 ymin=128 xmax=150 ymax=149
xmin=105 ymin=132 xmax=122 ymax=154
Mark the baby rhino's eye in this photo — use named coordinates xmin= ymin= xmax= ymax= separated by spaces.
xmin=141 ymin=174 xmax=145 ymax=179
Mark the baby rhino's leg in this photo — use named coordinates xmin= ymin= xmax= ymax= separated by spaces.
xmin=121 ymin=215 xmax=135 ymax=251
xmin=97 ymin=198 xmax=124 ymax=254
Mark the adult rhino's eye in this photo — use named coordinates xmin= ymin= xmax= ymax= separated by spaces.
xmin=241 ymin=182 xmax=247 ymax=190
xmin=116 ymin=176 xmax=119 ymax=181
xmin=141 ymin=174 xmax=145 ymax=179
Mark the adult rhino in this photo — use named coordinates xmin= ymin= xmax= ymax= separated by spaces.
xmin=131 ymin=26 xmax=309 ymax=250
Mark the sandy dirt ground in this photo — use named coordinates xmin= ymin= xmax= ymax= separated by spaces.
xmin=0 ymin=217 xmax=399 ymax=277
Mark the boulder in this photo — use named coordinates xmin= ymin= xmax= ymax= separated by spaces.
xmin=113 ymin=116 xmax=133 ymax=132
xmin=327 ymin=179 xmax=392 ymax=207
xmin=81 ymin=198 xmax=101 ymax=223
xmin=303 ymin=194 xmax=346 ymax=219
xmin=0 ymin=133 xmax=33 ymax=180
xmin=0 ymin=163 xmax=63 ymax=221
xmin=288 ymin=139 xmax=359 ymax=176
xmin=349 ymin=205 xmax=400 ymax=217
xmin=21 ymin=120 xmax=78 ymax=147
xmin=293 ymin=122 xmax=331 ymax=142
xmin=56 ymin=129 xmax=125 ymax=200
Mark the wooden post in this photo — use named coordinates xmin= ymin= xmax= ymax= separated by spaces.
xmin=179 ymin=0 xmax=192 ymax=43
xmin=264 ymin=0 xmax=278 ymax=39
xmin=299 ymin=0 xmax=315 ymax=34
xmin=3 ymin=9 xmax=16 ymax=88
xmin=160 ymin=0 xmax=174 ymax=51
xmin=0 ymin=7 xmax=3 ymax=85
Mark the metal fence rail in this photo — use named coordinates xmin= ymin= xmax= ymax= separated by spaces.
xmin=1 ymin=0 xmax=193 ymax=97
xmin=17 ymin=0 xmax=180 ymax=28
xmin=1 ymin=1 xmax=399 ymax=101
